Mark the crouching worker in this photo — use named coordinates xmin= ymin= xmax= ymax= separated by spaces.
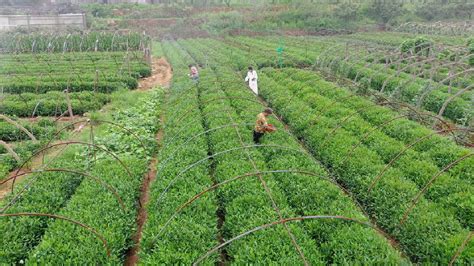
xmin=253 ymin=108 xmax=276 ymax=144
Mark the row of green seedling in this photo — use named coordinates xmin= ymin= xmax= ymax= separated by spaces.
xmin=1 ymin=91 xmax=110 ymax=117
xmin=26 ymin=90 xmax=162 ymax=264
xmin=263 ymin=68 xmax=473 ymax=229
xmin=180 ymin=40 xmax=407 ymax=264
xmin=258 ymin=69 xmax=472 ymax=263
xmin=139 ymin=41 xmax=218 ymax=265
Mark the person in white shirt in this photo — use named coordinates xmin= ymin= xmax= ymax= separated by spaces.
xmin=245 ymin=66 xmax=258 ymax=95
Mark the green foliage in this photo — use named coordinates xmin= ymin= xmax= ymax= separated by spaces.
xmin=0 ymin=140 xmax=43 ymax=179
xmin=333 ymin=2 xmax=359 ymax=22
xmin=269 ymin=68 xmax=474 ymax=229
xmin=415 ymin=2 xmax=474 ymax=21
xmin=0 ymin=52 xmax=150 ymax=94
xmin=364 ymin=0 xmax=405 ymax=25
xmin=203 ymin=11 xmax=244 ymax=34
xmin=0 ymin=148 xmax=85 ymax=264
xmin=468 ymin=38 xmax=474 ymax=66
xmin=400 ymin=36 xmax=433 ymax=55
xmin=0 ymin=89 xmax=162 ymax=264
xmin=258 ymin=68 xmax=472 ymax=264
xmin=0 ymin=91 xmax=110 ymax=117
xmin=171 ymin=38 xmax=405 ymax=263
xmin=28 ymin=89 xmax=162 ymax=262
xmin=0 ymin=32 xmax=149 ymax=53
xmin=0 ymin=118 xmax=56 ymax=142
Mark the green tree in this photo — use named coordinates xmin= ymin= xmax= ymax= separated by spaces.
xmin=334 ymin=2 xmax=359 ymax=22
xmin=365 ymin=0 xmax=405 ymax=28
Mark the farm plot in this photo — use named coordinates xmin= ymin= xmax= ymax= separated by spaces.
xmin=140 ymin=40 xmax=405 ymax=264
xmin=0 ymin=33 xmax=153 ymax=188
xmin=171 ymin=37 xmax=473 ymax=264
xmin=225 ymin=36 xmax=474 ymax=125
xmin=1 ymin=52 xmax=150 ymax=94
xmin=0 ymin=32 xmax=150 ymax=53
xmin=0 ymin=88 xmax=163 ymax=264
xmin=0 ymin=32 xmax=472 ymax=265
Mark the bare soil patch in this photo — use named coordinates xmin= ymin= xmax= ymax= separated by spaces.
xmin=138 ymin=57 xmax=173 ymax=91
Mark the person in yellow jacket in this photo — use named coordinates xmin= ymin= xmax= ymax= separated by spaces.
xmin=253 ymin=108 xmax=275 ymax=144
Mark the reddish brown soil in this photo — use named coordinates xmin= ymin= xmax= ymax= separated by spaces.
xmin=123 ymin=158 xmax=158 ymax=266
xmin=138 ymin=57 xmax=173 ymax=91
xmin=0 ymin=169 xmax=27 ymax=200
xmin=124 ymin=116 xmax=165 ymax=266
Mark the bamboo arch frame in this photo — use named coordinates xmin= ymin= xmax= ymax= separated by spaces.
xmin=1 ymin=168 xmax=125 ymax=213
xmin=438 ymin=83 xmax=473 ymax=118
xmin=449 ymin=231 xmax=473 ymax=266
xmin=282 ymin=67 xmax=469 ymax=151
xmin=11 ymin=141 xmax=133 ymax=194
xmin=150 ymin=169 xmax=339 ymax=247
xmin=0 ymin=114 xmax=37 ymax=142
xmin=0 ymin=212 xmax=110 ymax=257
xmin=193 ymin=215 xmax=388 ymax=265
xmin=399 ymin=152 xmax=474 ymax=226
xmin=273 ymin=68 xmax=464 ymax=145
xmin=309 ymin=62 xmax=464 ymax=141
xmin=368 ymin=128 xmax=473 ymax=193
xmin=381 ymin=52 xmax=472 ymax=94
xmin=0 ymin=140 xmax=21 ymax=163
xmin=315 ymin=41 xmax=473 ymax=124
xmin=158 ymin=123 xmax=254 ymax=171
xmin=416 ymin=68 xmax=474 ymax=109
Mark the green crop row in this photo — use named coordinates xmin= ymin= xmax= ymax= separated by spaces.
xmin=0 ymin=51 xmax=145 ymax=69
xmin=0 ymin=51 xmax=150 ymax=94
xmin=226 ymin=36 xmax=473 ymax=124
xmin=27 ymin=90 xmax=162 ymax=264
xmin=1 ymin=80 xmax=138 ymax=94
xmin=1 ymin=91 xmax=110 ymax=117
xmin=0 ymin=32 xmax=150 ymax=53
xmin=0 ymin=118 xmax=56 ymax=142
xmin=139 ymin=41 xmax=218 ymax=264
xmin=271 ymin=68 xmax=473 ymax=181
xmin=263 ymin=68 xmax=473 ymax=229
xmin=0 ymin=147 xmax=87 ymax=264
xmin=1 ymin=61 xmax=148 ymax=76
xmin=178 ymin=39 xmax=406 ymax=263
xmin=258 ymin=69 xmax=472 ymax=263
xmin=333 ymin=61 xmax=473 ymax=123
xmin=0 ymin=140 xmax=43 ymax=181
xmin=0 ymin=88 xmax=161 ymax=264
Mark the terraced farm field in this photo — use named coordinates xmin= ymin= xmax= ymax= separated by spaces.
xmin=0 ymin=31 xmax=472 ymax=265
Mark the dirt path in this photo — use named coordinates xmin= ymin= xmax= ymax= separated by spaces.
xmin=124 ymin=57 xmax=172 ymax=263
xmin=138 ymin=57 xmax=172 ymax=90
xmin=124 ymin=111 xmax=165 ymax=266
